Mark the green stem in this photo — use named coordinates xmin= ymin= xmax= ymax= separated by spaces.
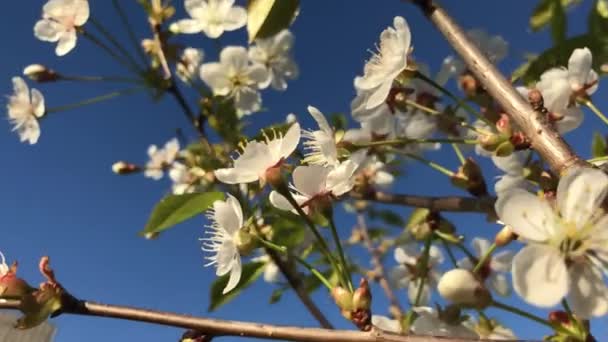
xmin=402 ymin=152 xmax=455 ymax=177
xmin=254 ymin=236 xmax=332 ymax=290
xmin=587 ymin=155 xmax=608 ymax=164
xmin=45 ymin=86 xmax=145 ymax=114
xmin=405 ymin=99 xmax=440 ymax=115
xmin=89 ymin=17 xmax=143 ymax=73
xmin=59 ymin=75 xmax=142 ymax=84
xmin=441 ymin=240 xmax=458 ymax=268
xmin=452 ymin=241 xmax=477 ymax=265
xmin=414 ymin=237 xmax=432 ymax=306
xmin=81 ymin=30 xmax=139 ymax=74
xmin=581 ymin=99 xmax=608 ymax=126
xmin=328 ymin=214 xmax=353 ymax=292
xmin=112 ymin=0 xmax=148 ymax=64
xmin=355 ymin=137 xmax=477 ymax=149
xmin=451 ymin=143 xmax=466 ymax=165
xmin=472 ymin=242 xmax=496 ymax=274
xmin=492 ymin=299 xmax=555 ymax=329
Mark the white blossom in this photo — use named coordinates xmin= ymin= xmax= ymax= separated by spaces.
xmin=496 ymin=167 xmax=608 ymax=318
xmin=355 ymin=16 xmax=411 ymax=109
xmin=410 ymin=307 xmax=478 ymax=339
xmin=457 ymin=238 xmax=514 ymax=296
xmin=248 ymin=30 xmax=298 ymax=91
xmin=202 ymin=194 xmax=245 ymax=294
xmin=144 ymin=138 xmax=180 ymax=180
xmin=437 ymin=269 xmax=485 ymax=306
xmin=170 ymin=0 xmax=246 ymax=39
xmin=467 ymin=29 xmax=508 ymax=63
xmin=200 ymin=46 xmax=269 ymax=116
xmin=491 ymin=152 xmax=532 ymax=196
xmin=214 ymin=123 xmax=300 ymax=185
xmin=351 ymin=153 xmax=395 ymax=188
xmin=169 ymin=163 xmax=206 ymax=194
xmin=34 ymin=0 xmax=89 ymax=56
xmin=252 ymin=254 xmax=281 ymax=283
xmin=371 ymin=315 xmax=402 ymax=333
xmin=302 ymin=106 xmax=339 ymax=167
xmin=6 ymin=77 xmax=45 ymax=144
xmin=390 ymin=244 xmax=443 ymax=305
xmin=177 ymin=48 xmax=204 ymax=83
xmin=269 ymin=160 xmax=358 ymax=213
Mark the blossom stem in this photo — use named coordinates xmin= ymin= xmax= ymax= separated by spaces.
xmin=254 ymin=236 xmax=333 ymax=290
xmin=355 ymin=138 xmax=477 ymax=148
xmin=45 ymin=86 xmax=146 ymax=114
xmin=441 ymin=240 xmax=458 ymax=267
xmin=491 ymin=299 xmax=554 ymax=329
xmin=581 ymin=99 xmax=608 ymax=126
xmin=472 ymin=242 xmax=496 ymax=274
xmin=451 ymin=241 xmax=477 ymax=265
xmin=401 ymin=153 xmax=455 ymax=177
xmin=58 ymin=75 xmax=142 ymax=84
xmin=414 ymin=237 xmax=432 ymax=306
xmin=89 ymin=17 xmax=144 ymax=73
xmin=328 ymin=213 xmax=353 ymax=292
xmin=588 ymin=155 xmax=608 ymax=164
xmin=280 ymin=189 xmax=345 ymax=289
xmin=81 ymin=29 xmax=140 ymax=74
xmin=414 ymin=71 xmax=488 ymax=124
xmin=112 ymin=0 xmax=148 ymax=64
xmin=451 ymin=144 xmax=466 ymax=165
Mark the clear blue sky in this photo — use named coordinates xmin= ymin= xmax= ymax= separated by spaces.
xmin=1 ymin=1 xmax=607 ymax=341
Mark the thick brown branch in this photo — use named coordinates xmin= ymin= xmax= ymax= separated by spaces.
xmin=357 ymin=213 xmax=405 ymax=320
xmin=412 ymin=0 xmax=587 ymax=175
xmin=351 ymin=191 xmax=496 ymax=217
xmin=0 ymin=299 xmax=506 ymax=342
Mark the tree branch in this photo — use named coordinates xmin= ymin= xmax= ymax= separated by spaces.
xmin=0 ymin=299 xmax=510 ymax=342
xmin=357 ymin=213 xmax=405 ymax=321
xmin=351 ymin=190 xmax=496 ymax=217
xmin=411 ymin=0 xmax=588 ymax=175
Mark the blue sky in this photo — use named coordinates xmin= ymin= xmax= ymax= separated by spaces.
xmin=1 ymin=1 xmax=607 ymax=341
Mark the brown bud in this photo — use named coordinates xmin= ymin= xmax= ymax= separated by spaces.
xmin=331 ymin=286 xmax=353 ymax=312
xmin=527 ymin=89 xmax=544 ymax=112
xmin=264 ymin=165 xmax=284 ymax=190
xmin=549 ymin=311 xmax=571 ymax=326
xmin=459 ymin=73 xmax=480 ymax=97
xmin=495 ymin=225 xmax=517 ymax=247
xmin=23 ymin=64 xmax=59 ymax=83
xmin=495 ymin=114 xmax=512 ymax=135
xmin=451 ymin=158 xmax=488 ymax=197
xmin=352 ymin=279 xmax=372 ymax=311
xmin=112 ymin=161 xmax=141 ymax=175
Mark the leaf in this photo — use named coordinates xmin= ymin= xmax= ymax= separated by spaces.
xmin=592 ymin=132 xmax=607 ymax=158
xmin=247 ymin=0 xmax=299 ymax=43
xmin=368 ymin=208 xmax=405 ymax=227
xmin=269 ymin=287 xmax=285 ymax=304
xmin=17 ymin=287 xmax=62 ymax=329
xmin=589 ymin=0 xmax=608 ymax=36
xmin=530 ymin=0 xmax=555 ymax=31
xmin=208 ymin=262 xmax=266 ymax=311
xmin=142 ymin=192 xmax=224 ymax=235
xmin=550 ymin=0 xmax=567 ymax=44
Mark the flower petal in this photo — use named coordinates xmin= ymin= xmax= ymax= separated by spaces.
xmin=512 ymin=245 xmax=568 ymax=307
xmin=292 ymin=165 xmax=329 ymax=197
xmin=325 ymin=160 xmax=358 ymax=196
xmin=371 ymin=315 xmax=401 ymax=333
xmin=200 ymin=62 xmax=231 ymax=95
xmin=472 ymin=237 xmax=491 ymax=256
xmin=223 ymin=7 xmax=247 ymax=31
xmin=223 ymin=255 xmax=242 ymax=294
xmin=495 ymin=189 xmax=557 ymax=242
xmin=214 ymin=168 xmax=259 ymax=184
xmin=308 ymin=106 xmax=332 ymax=134
xmin=567 ymin=264 xmax=608 ymax=318
xmin=34 ymin=19 xmax=61 ymax=42
xmin=567 ymin=47 xmax=593 ymax=91
xmin=557 ymin=167 xmax=608 ymax=228
xmin=30 ymin=89 xmax=45 ymax=118
xmin=55 ymin=31 xmax=77 ymax=56
xmin=213 ymin=195 xmax=242 ymax=234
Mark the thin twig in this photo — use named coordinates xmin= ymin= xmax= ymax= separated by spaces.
xmin=357 ymin=213 xmax=404 ymax=321
xmin=411 ymin=0 xmax=587 ymax=175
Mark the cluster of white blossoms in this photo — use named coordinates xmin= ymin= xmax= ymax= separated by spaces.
xmin=6 ymin=77 xmax=46 ymax=144
xmin=34 ymin=0 xmax=90 ymax=56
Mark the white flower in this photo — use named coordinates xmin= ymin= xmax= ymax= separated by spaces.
xmin=302 ymin=106 xmax=339 ymax=167
xmin=34 ymin=0 xmax=89 ymax=56
xmin=457 ymin=238 xmax=514 ymax=296
xmin=202 ymin=194 xmax=245 ymax=294
xmin=0 ymin=313 xmax=56 ymax=342
xmin=6 ymin=77 xmax=45 ymax=144
xmin=438 ymin=269 xmax=485 ymax=306
xmin=0 ymin=251 xmax=8 ymax=276
xmin=215 ymin=122 xmax=300 ymax=184
xmin=200 ymin=46 xmax=269 ymax=116
xmin=144 ymin=138 xmax=180 ymax=180
xmin=355 ymin=16 xmax=411 ymax=109
xmin=170 ymin=0 xmax=246 ymax=39
xmin=492 ymin=152 xmax=532 ymax=196
xmin=410 ymin=307 xmax=478 ymax=339
xmin=248 ymin=30 xmax=299 ymax=91
xmin=351 ymin=154 xmax=394 ymax=188
xmin=177 ymin=48 xmax=204 ymax=83
xmin=252 ymin=254 xmax=281 ymax=283
xmin=371 ymin=315 xmax=402 ymax=333
xmin=269 ymin=160 xmax=358 ymax=213
xmin=390 ymin=244 xmax=443 ymax=305
xmin=467 ymin=29 xmax=508 ymax=63
xmin=169 ymin=163 xmax=206 ymax=194
xmin=496 ymin=167 xmax=608 ymax=318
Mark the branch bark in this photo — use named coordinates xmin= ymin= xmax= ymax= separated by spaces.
xmin=0 ymin=299 xmax=516 ymax=342
xmin=411 ymin=0 xmax=588 ymax=175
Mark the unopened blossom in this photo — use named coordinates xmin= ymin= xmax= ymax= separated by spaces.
xmin=355 ymin=16 xmax=411 ymax=109
xmin=0 ymin=313 xmax=56 ymax=342
xmin=144 ymin=138 xmax=180 ymax=180
xmin=202 ymin=194 xmax=245 ymax=294
xmin=438 ymin=269 xmax=490 ymax=307
xmin=269 ymin=160 xmax=358 ymax=214
xmin=457 ymin=238 xmax=514 ymax=296
xmin=248 ymin=30 xmax=299 ymax=91
xmin=496 ymin=167 xmax=608 ymax=318
xmin=492 ymin=152 xmax=532 ymax=196
xmin=390 ymin=244 xmax=443 ymax=305
xmin=34 ymin=0 xmax=90 ymax=56
xmin=371 ymin=315 xmax=402 ymax=333
xmin=177 ymin=48 xmax=204 ymax=83
xmin=6 ymin=77 xmax=45 ymax=144
xmin=302 ymin=106 xmax=339 ymax=167
xmin=214 ymin=122 xmax=300 ymax=185
xmin=410 ymin=306 xmax=478 ymax=339
xmin=200 ymin=46 xmax=269 ymax=116
xmin=170 ymin=0 xmax=246 ymax=39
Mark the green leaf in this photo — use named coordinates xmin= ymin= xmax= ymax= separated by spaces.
xmin=17 ymin=287 xmax=62 ymax=329
xmin=368 ymin=208 xmax=405 ymax=227
xmin=598 ymin=0 xmax=608 ymax=18
xmin=592 ymin=132 xmax=607 ymax=158
xmin=247 ymin=0 xmax=299 ymax=43
xmin=590 ymin=0 xmax=608 ymax=36
xmin=550 ymin=0 xmax=566 ymax=44
xmin=142 ymin=192 xmax=224 ymax=235
xmin=530 ymin=0 xmax=555 ymax=31
xmin=208 ymin=262 xmax=266 ymax=311
xmin=269 ymin=287 xmax=285 ymax=304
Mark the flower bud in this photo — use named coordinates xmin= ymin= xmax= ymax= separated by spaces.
xmin=495 ymin=114 xmax=512 ymax=136
xmin=352 ymin=278 xmax=372 ymax=311
xmin=438 ymin=269 xmax=491 ymax=309
xmin=331 ymin=286 xmax=353 ymax=312
xmin=451 ymin=158 xmax=488 ymax=197
xmin=264 ymin=165 xmax=284 ymax=190
xmin=0 ymin=264 xmax=33 ymax=298
xmin=459 ymin=73 xmax=480 ymax=96
xmin=494 ymin=141 xmax=514 ymax=157
xmin=23 ymin=64 xmax=58 ymax=82
xmin=495 ymin=225 xmax=516 ymax=247
xmin=112 ymin=161 xmax=141 ymax=175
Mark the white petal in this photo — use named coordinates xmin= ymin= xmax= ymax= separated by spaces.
xmin=394 ymin=245 xmax=418 ymax=264
xmin=292 ymin=165 xmax=329 ymax=197
xmin=214 ymin=168 xmax=259 ymax=184
xmin=491 ymin=250 xmax=515 ymax=273
xmin=55 ymin=31 xmax=77 ymax=56
xmin=278 ymin=122 xmax=301 ymax=159
xmin=33 ymin=19 xmax=61 ymax=42
xmin=512 ymin=245 xmax=568 ymax=307
xmin=557 ymin=167 xmax=608 ymax=228
xmin=11 ymin=77 xmax=29 ymax=102
xmin=489 ymin=273 xmax=511 ymax=296
xmin=555 ymin=107 xmax=584 ymax=134
xmin=371 ymin=315 xmax=401 ymax=333
xmin=30 ymin=89 xmax=45 ymax=118
xmin=537 ymin=68 xmax=571 ymax=111
xmin=216 ymin=240 xmax=237 ymax=276
xmin=408 ymin=278 xmax=430 ymax=304
xmin=223 ymin=255 xmax=242 ymax=294
xmin=172 ymin=19 xmax=203 ymax=34
xmin=567 ymin=47 xmax=593 ymax=91
xmin=233 ymin=87 xmax=261 ymax=116
xmin=308 ymin=106 xmax=332 ymax=134
xmin=74 ymin=0 xmax=90 ymax=26
xmin=269 ymin=191 xmax=295 ymax=211
xmin=471 ymin=237 xmax=491 ymax=256
xmin=223 ymin=7 xmax=247 ymax=31
xmin=567 ymin=264 xmax=608 ymax=318
xmin=200 ymin=63 xmax=231 ymax=95
xmin=495 ymin=189 xmax=557 ymax=242
xmin=247 ymin=63 xmax=271 ymax=89
xmin=325 ymin=160 xmax=358 ymax=196
xmin=364 ymin=80 xmax=393 ymax=109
